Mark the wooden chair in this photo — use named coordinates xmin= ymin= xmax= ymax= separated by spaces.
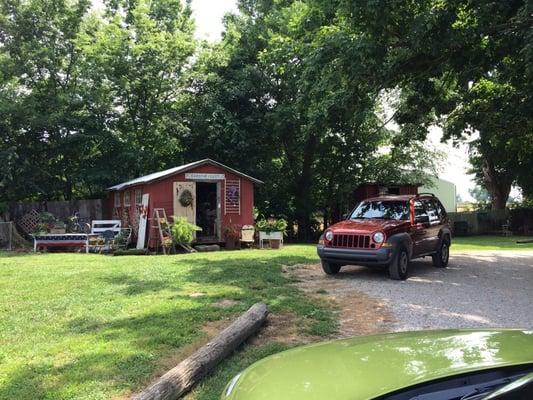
xmin=92 ymin=230 xmax=115 ymax=253
xmin=89 ymin=220 xmax=124 ymax=253
xmin=241 ymin=225 xmax=255 ymax=247
xmin=501 ymin=223 xmax=512 ymax=237
xmin=113 ymin=228 xmax=132 ymax=250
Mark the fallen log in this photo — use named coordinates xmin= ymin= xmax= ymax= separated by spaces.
xmin=132 ymin=302 xmax=268 ymax=400
xmin=516 ymin=239 xmax=533 ymax=244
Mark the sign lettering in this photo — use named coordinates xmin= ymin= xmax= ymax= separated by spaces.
xmin=185 ymin=173 xmax=225 ymax=180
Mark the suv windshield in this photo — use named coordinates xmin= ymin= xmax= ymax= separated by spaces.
xmin=350 ymin=200 xmax=410 ymax=221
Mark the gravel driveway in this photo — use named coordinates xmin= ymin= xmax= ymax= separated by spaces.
xmin=298 ymin=251 xmax=533 ymax=332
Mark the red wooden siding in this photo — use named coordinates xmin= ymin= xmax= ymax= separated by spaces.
xmin=354 ymin=183 xmax=419 ymax=203
xmin=110 ymin=163 xmax=257 ymax=245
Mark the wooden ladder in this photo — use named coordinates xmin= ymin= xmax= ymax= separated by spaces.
xmin=149 ymin=208 xmax=173 ymax=254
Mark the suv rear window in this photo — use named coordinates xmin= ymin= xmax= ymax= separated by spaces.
xmin=350 ymin=201 xmax=410 ymax=221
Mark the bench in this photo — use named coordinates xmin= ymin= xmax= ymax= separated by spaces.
xmin=91 ymin=220 xmax=122 ymax=234
xmin=33 ymin=234 xmax=89 ymax=253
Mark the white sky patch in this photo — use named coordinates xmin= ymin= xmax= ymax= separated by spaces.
xmin=190 ymin=0 xmax=238 ymax=41
xmin=427 ymin=126 xmax=476 ymax=202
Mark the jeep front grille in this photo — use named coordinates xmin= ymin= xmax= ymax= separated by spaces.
xmin=332 ymin=234 xmax=372 ymax=249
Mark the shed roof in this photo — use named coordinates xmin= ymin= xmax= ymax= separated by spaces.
xmin=107 ymin=159 xmax=263 ymax=191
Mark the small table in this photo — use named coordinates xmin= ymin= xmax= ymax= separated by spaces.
xmin=33 ymin=234 xmax=89 ymax=253
xmin=258 ymin=231 xmax=284 ymax=248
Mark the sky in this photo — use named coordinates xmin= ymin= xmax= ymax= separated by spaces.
xmin=190 ymin=0 xmax=238 ymax=41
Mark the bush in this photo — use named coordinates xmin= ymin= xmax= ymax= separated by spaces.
xmin=170 ymin=216 xmax=201 ymax=244
xmin=33 ymin=212 xmax=60 ymax=234
xmin=223 ymin=224 xmax=241 ymax=240
xmin=113 ymin=230 xmax=129 ymax=249
xmin=256 ymin=217 xmax=288 ymax=234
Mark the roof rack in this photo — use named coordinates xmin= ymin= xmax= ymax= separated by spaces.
xmin=416 ymin=192 xmax=436 ymax=197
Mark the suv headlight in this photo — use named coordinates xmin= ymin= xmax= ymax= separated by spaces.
xmin=325 ymin=230 xmax=334 ymax=241
xmin=373 ymin=231 xmax=385 ymax=243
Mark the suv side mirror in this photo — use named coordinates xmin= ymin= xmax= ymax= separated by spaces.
xmin=415 ymin=215 xmax=429 ymax=224
xmin=342 ymin=213 xmax=349 ymax=220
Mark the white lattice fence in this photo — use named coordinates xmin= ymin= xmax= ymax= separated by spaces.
xmin=17 ymin=209 xmax=40 ymax=236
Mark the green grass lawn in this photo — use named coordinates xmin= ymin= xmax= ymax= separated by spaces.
xmin=2 ymin=237 xmax=531 ymax=400
xmin=0 ymin=245 xmax=332 ymax=400
xmin=452 ymin=235 xmax=533 ymax=251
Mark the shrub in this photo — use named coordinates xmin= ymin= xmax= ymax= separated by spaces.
xmin=113 ymin=230 xmax=129 ymax=249
xmin=256 ymin=217 xmax=288 ymax=234
xmin=170 ymin=216 xmax=201 ymax=244
xmin=223 ymin=224 xmax=241 ymax=240
xmin=33 ymin=212 xmax=59 ymax=234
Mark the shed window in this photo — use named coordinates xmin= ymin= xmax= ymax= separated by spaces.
xmin=114 ymin=192 xmax=121 ymax=207
xmin=225 ymin=179 xmax=240 ymax=215
xmin=124 ymin=191 xmax=131 ymax=207
xmin=135 ymin=189 xmax=142 ymax=206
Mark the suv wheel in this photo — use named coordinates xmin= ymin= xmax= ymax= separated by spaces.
xmin=389 ymin=246 xmax=409 ymax=280
xmin=432 ymin=238 xmax=450 ymax=268
xmin=321 ymin=261 xmax=341 ymax=275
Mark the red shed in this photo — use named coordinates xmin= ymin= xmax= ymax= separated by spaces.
xmin=354 ymin=183 xmax=419 ymax=203
xmin=107 ymin=159 xmax=262 ymax=246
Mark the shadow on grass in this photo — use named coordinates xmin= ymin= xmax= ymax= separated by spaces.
xmin=1 ymin=252 xmax=329 ymax=399
xmin=0 ymin=351 xmax=156 ymax=400
xmin=103 ymin=273 xmax=181 ymax=296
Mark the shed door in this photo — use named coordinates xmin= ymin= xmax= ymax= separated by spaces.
xmin=173 ymin=182 xmax=196 ymax=225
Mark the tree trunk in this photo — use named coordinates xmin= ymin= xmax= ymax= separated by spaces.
xmin=294 ymin=134 xmax=318 ymax=241
xmin=131 ymin=303 xmax=268 ymax=400
xmin=482 ymin=158 xmax=512 ymax=210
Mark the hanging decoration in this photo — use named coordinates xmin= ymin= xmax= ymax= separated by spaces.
xmin=179 ymin=189 xmax=194 ymax=207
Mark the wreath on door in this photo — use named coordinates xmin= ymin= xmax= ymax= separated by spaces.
xmin=179 ymin=189 xmax=194 ymax=207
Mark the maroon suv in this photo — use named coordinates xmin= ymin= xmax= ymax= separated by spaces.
xmin=317 ymin=193 xmax=451 ymax=280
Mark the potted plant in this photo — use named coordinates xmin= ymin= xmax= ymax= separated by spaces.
xmin=114 ymin=230 xmax=130 ymax=250
xmin=223 ymin=224 xmax=241 ymax=250
xmin=161 ymin=236 xmax=173 ymax=250
xmin=33 ymin=212 xmax=59 ymax=235
xmin=170 ymin=216 xmax=201 ymax=253
xmin=256 ymin=217 xmax=287 ymax=249
xmin=33 ymin=222 xmax=49 ymax=236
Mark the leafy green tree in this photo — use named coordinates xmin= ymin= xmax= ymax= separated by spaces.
xmin=469 ymin=186 xmax=490 ymax=203
xmin=320 ymin=0 xmax=532 ymax=209
xmin=77 ymin=0 xmax=196 ymax=176
xmin=0 ymin=0 xmax=100 ymax=201
xmin=184 ymin=0 xmax=439 ymax=238
xmin=0 ymin=0 xmax=197 ymax=204
xmin=444 ymin=69 xmax=532 ymax=209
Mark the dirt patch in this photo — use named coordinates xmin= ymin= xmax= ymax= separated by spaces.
xmin=249 ymin=312 xmax=312 ymax=346
xmin=288 ymin=263 xmax=396 ymax=337
xmin=202 ymin=312 xmax=310 ymax=346
xmin=212 ymin=299 xmax=241 ymax=308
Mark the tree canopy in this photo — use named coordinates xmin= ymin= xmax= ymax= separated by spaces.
xmin=1 ymin=0 xmax=531 ymax=232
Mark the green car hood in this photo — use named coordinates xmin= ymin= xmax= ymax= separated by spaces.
xmin=222 ymin=329 xmax=533 ymax=400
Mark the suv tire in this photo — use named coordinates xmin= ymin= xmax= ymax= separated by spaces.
xmin=321 ymin=261 xmax=341 ymax=275
xmin=432 ymin=237 xmax=450 ymax=268
xmin=389 ymin=246 xmax=409 ymax=280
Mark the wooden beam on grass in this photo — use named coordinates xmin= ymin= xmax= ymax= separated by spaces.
xmin=132 ymin=302 xmax=268 ymax=400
